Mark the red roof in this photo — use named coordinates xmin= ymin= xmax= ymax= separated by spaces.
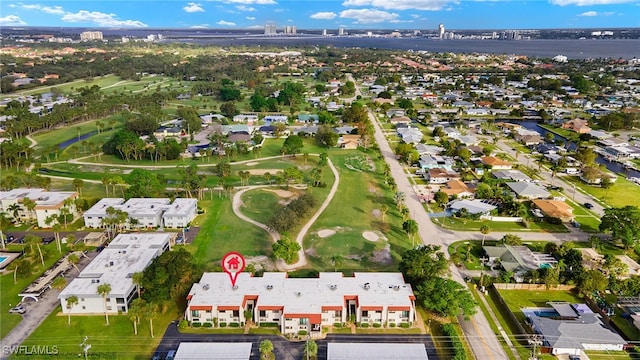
xmin=218 ymin=305 xmax=239 ymax=311
xmin=258 ymin=305 xmax=284 ymax=311
xmin=388 ymin=306 xmax=411 ymax=311
xmin=285 ymin=313 xmax=322 ymax=324
xmin=361 ymin=306 xmax=383 ymax=311
xmin=321 ymin=305 xmax=343 ymax=311
xmin=190 ymin=305 xmax=212 ymax=311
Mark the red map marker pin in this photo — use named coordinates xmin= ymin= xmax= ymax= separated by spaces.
xmin=222 ymin=252 xmax=246 ymax=287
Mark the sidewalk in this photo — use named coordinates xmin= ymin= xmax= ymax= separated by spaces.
xmin=474 ymin=287 xmax=522 ymax=360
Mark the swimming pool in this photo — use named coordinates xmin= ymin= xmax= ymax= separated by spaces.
xmin=534 ymin=310 xmax=560 ymax=317
xmin=0 ymin=256 xmax=7 ymax=265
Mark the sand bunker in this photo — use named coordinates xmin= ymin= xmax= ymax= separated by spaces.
xmin=265 ymin=189 xmax=295 ymax=198
xmin=318 ymin=229 xmax=336 ymax=238
xmin=246 ymin=162 xmax=259 ymax=166
xmin=247 ymin=169 xmax=280 ymax=175
xmin=362 ymin=231 xmax=379 ymax=242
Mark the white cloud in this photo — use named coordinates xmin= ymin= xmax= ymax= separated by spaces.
xmin=246 ymin=16 xmax=256 ymax=20
xmin=0 ymin=15 xmax=27 ymax=25
xmin=342 ymin=0 xmax=454 ymax=11
xmin=339 ymin=8 xmax=400 ymax=23
xmin=20 ymin=4 xmax=65 ymax=15
xmin=218 ymin=0 xmax=277 ymax=4
xmin=61 ymin=11 xmax=148 ymax=27
xmin=579 ymin=10 xmax=599 ymax=15
xmin=310 ymin=11 xmax=337 ymax=19
xmin=184 ymin=2 xmax=205 ymax=12
xmin=191 ymin=25 xmax=209 ymax=28
xmin=217 ymin=20 xmax=237 ymax=26
xmin=550 ymin=0 xmax=635 ymax=5
xmin=236 ymin=5 xmax=256 ymax=11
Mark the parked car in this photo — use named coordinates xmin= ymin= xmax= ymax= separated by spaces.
xmin=9 ymin=305 xmax=26 ymax=314
xmin=96 ymin=245 xmax=105 ymax=252
xmin=165 ymin=350 xmax=176 ymax=360
xmin=42 ymin=237 xmax=55 ymax=245
xmin=583 ymin=202 xmax=594 ymax=209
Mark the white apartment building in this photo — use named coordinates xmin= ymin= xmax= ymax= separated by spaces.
xmin=0 ymin=188 xmax=78 ymax=228
xmin=58 ymin=233 xmax=170 ymax=314
xmin=185 ymin=272 xmax=416 ymax=335
xmin=80 ymin=31 xmax=103 ymax=41
xmin=83 ymin=198 xmax=197 ymax=229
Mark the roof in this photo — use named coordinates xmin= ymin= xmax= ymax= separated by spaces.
xmin=492 ymin=170 xmax=531 ymax=182
xmin=0 ymin=188 xmax=77 ymax=208
xmin=174 ymin=342 xmax=252 ymax=360
xmin=481 ymin=156 xmax=511 ymax=167
xmin=532 ymin=199 xmax=573 ymax=219
xmin=529 ymin=312 xmax=626 ymax=350
xmin=442 ymin=180 xmax=475 ymax=196
xmin=187 ymin=272 xmax=414 ymax=317
xmin=327 ymin=343 xmax=428 ymax=360
xmin=506 ymin=182 xmax=551 ymax=198
xmin=483 ymin=245 xmax=556 ymax=273
xmin=449 ymin=199 xmax=495 ymax=215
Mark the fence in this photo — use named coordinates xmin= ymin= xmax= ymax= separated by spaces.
xmin=493 ymin=283 xmax=575 ymax=291
xmin=480 ymin=215 xmax=523 ymax=222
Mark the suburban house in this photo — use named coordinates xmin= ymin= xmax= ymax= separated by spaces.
xmin=418 ymin=155 xmax=454 ymax=171
xmin=425 ymin=168 xmax=460 ymax=184
xmin=232 ymin=113 xmax=259 ymax=123
xmin=83 ymin=198 xmax=197 ymax=229
xmin=480 ymin=156 xmax=512 ymax=170
xmin=415 ymin=144 xmax=444 ymax=156
xmin=492 ymin=169 xmax=532 ymax=182
xmin=482 ymin=244 xmax=556 ymax=276
xmin=397 ymin=127 xmax=423 ymax=144
xmin=441 ymin=180 xmax=475 ymax=198
xmin=531 ymin=199 xmax=574 ymax=222
xmin=561 ymin=118 xmax=592 ymax=134
xmin=389 ymin=116 xmax=412 ymax=126
xmin=448 ymin=199 xmax=496 ymax=215
xmin=297 ymin=114 xmax=319 ymax=123
xmin=185 ymin=272 xmax=416 ymax=336
xmin=506 ymin=182 xmax=551 ymax=199
xmin=263 ymin=114 xmax=289 ymax=124
xmin=525 ymin=303 xmax=626 ymax=355
xmin=154 ymin=125 xmax=183 ymax=138
xmin=0 ymin=188 xmax=78 ymax=228
xmin=338 ymin=135 xmax=362 ymax=149
xmin=58 ymin=233 xmax=171 ymax=314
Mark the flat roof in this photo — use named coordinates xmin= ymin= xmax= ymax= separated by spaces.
xmin=59 ymin=233 xmax=169 ymax=298
xmin=188 ymin=272 xmax=414 ymax=315
xmin=84 ymin=198 xmax=125 ymax=217
xmin=328 ymin=343 xmax=428 ymax=360
xmin=163 ymin=198 xmax=197 ymax=217
xmin=0 ymin=188 xmax=76 ymax=207
xmin=174 ymin=342 xmax=252 ymax=360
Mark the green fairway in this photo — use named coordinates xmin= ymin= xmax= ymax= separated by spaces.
xmin=240 ymin=189 xmax=281 ymax=225
xmin=19 ymin=305 xmax=179 ymax=359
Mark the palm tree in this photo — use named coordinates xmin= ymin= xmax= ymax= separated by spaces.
xmin=65 ymin=296 xmax=79 ymax=326
xmin=51 ymin=276 xmax=67 ymax=292
xmin=7 ymin=258 xmax=29 ymax=284
xmin=379 ymin=204 xmax=388 ymax=224
xmin=304 ymin=339 xmax=318 ymax=359
xmin=97 ymin=283 xmax=112 ymax=326
xmin=101 ymin=176 xmax=111 ymax=196
xmin=26 ymin=235 xmax=45 ymax=267
xmin=72 ymin=178 xmax=84 ymax=196
xmin=128 ymin=298 xmax=146 ymax=335
xmin=145 ymin=302 xmax=158 ymax=338
xmin=22 ymin=198 xmax=36 ymax=222
xmin=480 ymin=225 xmax=491 ymax=246
xmin=7 ymin=203 xmax=21 ymax=223
xmin=403 ymin=220 xmax=419 ymax=247
xmin=0 ymin=212 xmax=11 ymax=249
xmin=259 ymin=339 xmax=274 ymax=359
xmin=132 ymin=272 xmax=144 ymax=298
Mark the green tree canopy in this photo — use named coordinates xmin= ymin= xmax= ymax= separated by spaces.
xmin=600 ymin=206 xmax=640 ymax=249
xmin=281 ymin=135 xmax=303 ymax=155
xmin=272 ymin=236 xmax=301 ymax=264
xmin=415 ymin=277 xmax=477 ymax=319
xmin=399 ymin=245 xmax=448 ymax=285
xmin=141 ymin=247 xmax=200 ymax=304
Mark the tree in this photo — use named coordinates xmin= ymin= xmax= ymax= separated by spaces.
xmin=403 ymin=219 xmax=419 ymax=247
xmin=434 ymin=191 xmax=449 ymax=207
xmin=281 ymin=135 xmax=303 ymax=155
xmin=600 ymin=206 xmax=640 ymax=249
xmin=259 ymin=339 xmax=274 ymax=360
xmin=220 ymin=101 xmax=239 ymax=118
xmin=51 ymin=276 xmax=67 ymax=293
xmin=331 ymin=255 xmax=344 ymax=272
xmin=272 ymin=236 xmax=302 ymax=264
xmin=579 ymin=269 xmax=608 ymax=294
xmin=379 ymin=204 xmax=388 ymax=224
xmin=600 ymin=176 xmax=613 ymax=198
xmin=97 ymin=283 xmax=112 ymax=326
xmin=415 ymin=277 xmax=477 ymax=319
xmin=500 ymin=233 xmax=522 ymax=246
xmin=126 ymin=169 xmax=165 ymax=198
xmin=65 ymin=295 xmax=78 ymax=327
xmin=395 ymin=143 xmax=418 ymax=164
xmin=0 ymin=212 xmax=10 ymax=249
xmin=140 ymin=248 xmax=199 ymax=304
xmin=72 ymin=178 xmax=84 ymax=196
xmin=68 ymin=253 xmax=80 ymax=273
xmin=26 ymin=235 xmax=45 ymax=267
xmin=399 ymin=245 xmax=449 ymax=285
xmin=603 ymin=254 xmax=629 ymax=278
xmin=304 ymin=339 xmax=318 ymax=359
xmin=128 ymin=298 xmax=146 ymax=335
xmin=132 ymin=271 xmax=144 ymax=298
xmin=480 ymin=225 xmax=491 ymax=246
xmin=315 ymin=125 xmax=339 ymax=148
xmin=145 ymin=301 xmax=158 ymax=338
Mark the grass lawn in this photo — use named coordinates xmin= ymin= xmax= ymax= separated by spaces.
xmin=0 ymin=243 xmax=70 ymax=339
xmin=240 ymin=190 xmax=281 ymax=225
xmin=538 ymin=124 xmax=580 ymax=143
xmin=355 ymin=327 xmax=422 ymax=334
xmin=449 ymin=241 xmax=493 ymax=270
xmin=19 ymin=305 xmax=180 ymax=359
xmin=563 ymin=175 xmax=640 ymax=208
xmin=585 ymin=351 xmax=633 ymax=360
xmin=497 ymin=289 xmax=584 ymax=324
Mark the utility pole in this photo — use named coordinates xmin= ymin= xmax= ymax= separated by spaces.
xmin=529 ymin=334 xmax=542 ymax=360
xmin=479 ymin=256 xmax=489 ymax=288
xmin=80 ymin=336 xmax=91 ymax=360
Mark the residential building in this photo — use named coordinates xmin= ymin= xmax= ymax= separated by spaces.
xmin=338 ymin=134 xmax=361 ymax=149
xmin=418 ymin=155 xmax=454 ymax=171
xmin=233 ymin=113 xmax=259 ymax=123
xmin=328 ymin=343 xmax=428 ymax=360
xmin=425 ymin=168 xmax=460 ymax=184
xmin=83 ymin=198 xmax=197 ymax=229
xmin=492 ymin=169 xmax=531 ymax=182
xmin=58 ymin=233 xmax=171 ymax=314
xmin=185 ymin=272 xmax=416 ymax=336
xmin=531 ymin=199 xmax=574 ymax=222
xmin=0 ymin=188 xmax=78 ymax=228
xmin=480 ymin=156 xmax=512 ymax=170
xmin=80 ymin=31 xmax=103 ymax=41
xmin=174 ymin=343 xmax=252 ymax=360
xmin=448 ymin=199 xmax=496 ymax=215
xmin=482 ymin=244 xmax=556 ymax=276
xmin=441 ymin=180 xmax=475 ymax=198
xmin=506 ymin=182 xmax=551 ymax=199
xmin=562 ymin=118 xmax=592 ymax=134
xmin=389 ymin=116 xmax=412 ymax=126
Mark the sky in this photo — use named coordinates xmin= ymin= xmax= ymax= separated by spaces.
xmin=0 ymin=0 xmax=639 ymax=30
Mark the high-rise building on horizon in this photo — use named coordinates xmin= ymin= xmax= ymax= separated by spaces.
xmin=322 ymin=29 xmax=327 ymax=36
xmin=338 ymin=27 xmax=345 ymax=36
xmin=284 ymin=25 xmax=296 ymax=35
xmin=438 ymin=24 xmax=445 ymax=39
xmin=264 ymin=24 xmax=277 ymax=36
xmin=80 ymin=31 xmax=103 ymax=41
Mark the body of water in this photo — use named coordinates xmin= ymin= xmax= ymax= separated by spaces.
xmin=508 ymin=120 xmax=640 ymax=178
xmin=57 ymin=131 xmax=98 ymax=149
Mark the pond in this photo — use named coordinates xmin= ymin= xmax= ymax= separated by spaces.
xmin=57 ymin=131 xmax=98 ymax=149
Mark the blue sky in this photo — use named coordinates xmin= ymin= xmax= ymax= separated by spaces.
xmin=1 ymin=0 xmax=639 ymax=30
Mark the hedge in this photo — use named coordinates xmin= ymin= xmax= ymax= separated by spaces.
xmin=442 ymin=323 xmax=466 ymax=360
xmin=260 ymin=322 xmax=279 ymax=327
xmin=373 ymin=323 xmax=381 ymax=328
xmin=203 ymin=322 xmax=213 ymax=328
xmin=399 ymin=322 xmax=410 ymax=328
xmin=220 ymin=323 xmax=227 ymax=328
xmin=229 ymin=322 xmax=240 ymax=327
xmin=192 ymin=322 xmax=202 ymax=327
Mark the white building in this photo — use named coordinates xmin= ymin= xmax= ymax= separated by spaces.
xmin=83 ymin=198 xmax=197 ymax=229
xmin=185 ymin=272 xmax=416 ymax=335
xmin=80 ymin=31 xmax=103 ymax=41
xmin=58 ymin=233 xmax=170 ymax=314
xmin=0 ymin=188 xmax=78 ymax=228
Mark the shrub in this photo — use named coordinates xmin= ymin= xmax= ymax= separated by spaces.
xmin=260 ymin=322 xmax=279 ymax=327
xmin=219 ymin=323 xmax=227 ymax=328
xmin=203 ymin=322 xmax=213 ymax=328
xmin=373 ymin=323 xmax=381 ymax=328
xmin=399 ymin=322 xmax=410 ymax=328
xmin=389 ymin=323 xmax=396 ymax=328
xmin=229 ymin=322 xmax=240 ymax=327
xmin=360 ymin=323 xmax=369 ymax=328
xmin=192 ymin=322 xmax=201 ymax=328
xmin=178 ymin=319 xmax=188 ymax=329
xmin=442 ymin=323 xmax=466 ymax=360
xmin=333 ymin=322 xmax=342 ymax=328
xmin=298 ymin=330 xmax=307 ymax=335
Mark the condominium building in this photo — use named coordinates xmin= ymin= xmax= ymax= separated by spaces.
xmin=58 ymin=233 xmax=170 ymax=314
xmin=83 ymin=198 xmax=197 ymax=229
xmin=80 ymin=31 xmax=103 ymax=41
xmin=0 ymin=188 xmax=78 ymax=228
xmin=185 ymin=272 xmax=416 ymax=335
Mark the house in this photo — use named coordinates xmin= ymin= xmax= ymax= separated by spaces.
xmin=483 ymin=244 xmax=556 ymax=275
xmin=506 ymin=182 xmax=551 ymax=199
xmin=263 ymin=114 xmax=289 ymax=124
xmin=338 ymin=135 xmax=361 ymax=149
xmin=562 ymin=118 xmax=592 ymax=134
xmin=516 ymin=134 xmax=543 ymax=146
xmin=531 ymin=199 xmax=574 ymax=222
xmin=415 ymin=144 xmax=444 ymax=156
xmin=492 ymin=169 xmax=531 ymax=182
xmin=458 ymin=135 xmax=479 ymax=146
xmin=448 ymin=199 xmax=495 ymax=215
xmin=184 ymin=272 xmax=416 ymax=336
xmin=153 ymin=125 xmax=183 ymax=138
xmin=83 ymin=198 xmax=197 ymax=229
xmin=425 ymin=168 xmax=460 ymax=184
xmin=389 ymin=116 xmax=412 ymax=126
xmin=232 ymin=113 xmax=259 ymax=123
xmin=0 ymin=188 xmax=78 ymax=228
xmin=227 ymin=133 xmax=252 ymax=143
xmin=290 ymin=125 xmax=318 ymax=136
xmin=386 ymin=109 xmax=405 ymax=118
xmin=579 ymin=167 xmax=617 ymax=185
xmin=441 ymin=180 xmax=475 ymax=198
xmin=443 ymin=127 xmax=461 ymax=139
xmin=418 ymin=155 xmax=454 ymax=171
xmin=59 ymin=233 xmax=171 ymax=314
xmin=297 ymin=114 xmax=319 ymax=123
xmin=480 ymin=156 xmax=512 ymax=170
xmin=397 ymin=127 xmax=423 ymax=144
xmin=526 ymin=304 xmax=626 ymax=355
xmin=373 ymin=98 xmax=394 ymax=105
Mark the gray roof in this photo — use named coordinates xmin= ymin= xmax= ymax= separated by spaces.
xmin=175 ymin=342 xmax=252 ymax=360
xmin=506 ymin=182 xmax=550 ymax=199
xmin=449 ymin=199 xmax=496 ymax=215
xmin=529 ymin=313 xmax=626 ymax=350
xmin=493 ymin=170 xmax=531 ymax=182
xmin=328 ymin=343 xmax=428 ymax=360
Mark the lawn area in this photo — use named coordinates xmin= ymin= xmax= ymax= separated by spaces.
xmin=538 ymin=124 xmax=580 ymax=143
xmin=12 ymin=75 xmax=125 ymax=97
xmin=563 ymin=174 xmax=640 ymax=208
xmin=19 ymin=305 xmax=180 ymax=359
xmin=433 ymin=217 xmax=569 ymax=233
xmin=497 ymin=288 xmax=584 ymax=323
xmin=304 ymin=150 xmax=410 ymax=272
xmin=32 ymin=115 xmax=124 ymax=153
xmin=0 ymin=243 xmax=70 ymax=339
xmin=240 ymin=190 xmax=281 ymax=225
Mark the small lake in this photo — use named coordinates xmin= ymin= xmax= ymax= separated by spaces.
xmin=57 ymin=131 xmax=98 ymax=149
xmin=506 ymin=120 xmax=640 ymax=178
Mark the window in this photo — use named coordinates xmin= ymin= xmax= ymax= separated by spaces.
xmin=299 ymin=318 xmax=308 ymax=325
xmin=106 ymin=298 xmax=110 ymax=302
xmin=232 ymin=310 xmax=240 ymax=317
xmin=259 ymin=310 xmax=266 ymax=317
xmin=116 ymin=298 xmax=125 ymax=304
xmin=362 ymin=311 xmax=368 ymax=317
xmin=80 ymin=298 xmax=85 ymax=302
xmin=82 ymin=306 xmax=86 ymax=310
xmin=191 ymin=310 xmax=200 ymax=317
xmin=402 ymin=311 xmax=410 ymax=318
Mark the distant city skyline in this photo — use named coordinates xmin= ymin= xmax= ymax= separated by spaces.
xmin=1 ymin=0 xmax=639 ymax=30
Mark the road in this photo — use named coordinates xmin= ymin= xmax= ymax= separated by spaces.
xmin=349 ymin=74 xmax=509 ymax=360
